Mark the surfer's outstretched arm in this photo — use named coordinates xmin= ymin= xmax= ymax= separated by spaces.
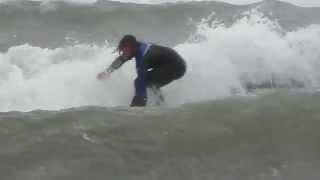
xmin=97 ymin=55 xmax=130 ymax=79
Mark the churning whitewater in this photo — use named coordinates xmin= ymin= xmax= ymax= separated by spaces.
xmin=0 ymin=4 xmax=320 ymax=111
xmin=0 ymin=0 xmax=320 ymax=180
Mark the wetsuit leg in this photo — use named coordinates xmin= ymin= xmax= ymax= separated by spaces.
xmin=146 ymin=62 xmax=185 ymax=105
xmin=149 ymin=85 xmax=165 ymax=105
xmin=130 ymin=95 xmax=147 ymax=107
xmin=130 ymin=78 xmax=147 ymax=107
xmin=146 ymin=63 xmax=185 ymax=88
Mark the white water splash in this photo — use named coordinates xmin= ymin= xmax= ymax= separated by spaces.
xmin=0 ymin=14 xmax=320 ymax=111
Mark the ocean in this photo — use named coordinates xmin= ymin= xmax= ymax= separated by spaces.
xmin=0 ymin=0 xmax=320 ymax=179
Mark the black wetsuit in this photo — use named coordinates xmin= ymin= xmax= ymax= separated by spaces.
xmin=144 ymin=44 xmax=186 ymax=88
xmin=108 ymin=42 xmax=186 ymax=106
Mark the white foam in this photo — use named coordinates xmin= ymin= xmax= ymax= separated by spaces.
xmin=0 ymin=44 xmax=134 ymax=111
xmin=0 ymin=13 xmax=320 ymax=111
xmin=164 ymin=12 xmax=320 ymax=105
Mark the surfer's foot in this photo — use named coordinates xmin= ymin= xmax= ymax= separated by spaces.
xmin=149 ymin=86 xmax=165 ymax=105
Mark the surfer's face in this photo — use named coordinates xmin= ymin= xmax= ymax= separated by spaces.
xmin=121 ymin=44 xmax=135 ymax=59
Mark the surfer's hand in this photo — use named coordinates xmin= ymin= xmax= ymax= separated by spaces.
xmin=97 ymin=72 xmax=108 ymax=80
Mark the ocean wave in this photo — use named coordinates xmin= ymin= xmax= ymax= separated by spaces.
xmin=0 ymin=0 xmax=319 ymax=51
xmin=0 ymin=13 xmax=320 ymax=111
xmin=1 ymin=91 xmax=320 ymax=179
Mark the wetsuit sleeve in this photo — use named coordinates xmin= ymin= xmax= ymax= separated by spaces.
xmin=105 ymin=55 xmax=130 ymax=73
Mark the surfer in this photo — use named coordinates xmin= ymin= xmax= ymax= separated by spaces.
xmin=97 ymin=35 xmax=186 ymax=107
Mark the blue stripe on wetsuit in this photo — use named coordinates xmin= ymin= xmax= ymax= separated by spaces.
xmin=134 ymin=42 xmax=150 ymax=98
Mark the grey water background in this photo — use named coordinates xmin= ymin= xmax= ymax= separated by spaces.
xmin=0 ymin=0 xmax=320 ymax=179
xmin=1 ymin=91 xmax=320 ymax=179
xmin=0 ymin=0 xmax=320 ymax=51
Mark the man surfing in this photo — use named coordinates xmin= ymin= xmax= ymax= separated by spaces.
xmin=97 ymin=35 xmax=186 ymax=107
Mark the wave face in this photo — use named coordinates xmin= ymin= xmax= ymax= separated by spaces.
xmin=1 ymin=2 xmax=320 ymax=111
xmin=1 ymin=1 xmax=320 ymax=179
xmin=0 ymin=92 xmax=320 ymax=179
